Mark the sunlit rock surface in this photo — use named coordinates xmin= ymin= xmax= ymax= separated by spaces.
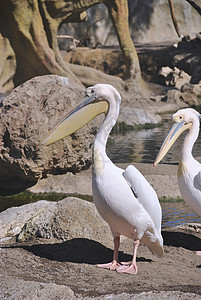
xmin=0 ymin=198 xmax=112 ymax=248
xmin=0 ymin=75 xmax=99 ymax=194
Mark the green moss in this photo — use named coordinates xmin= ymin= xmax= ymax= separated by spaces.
xmin=159 ymin=196 xmax=183 ymax=203
xmin=0 ymin=191 xmax=93 ymax=212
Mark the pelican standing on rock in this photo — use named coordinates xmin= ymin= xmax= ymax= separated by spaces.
xmin=154 ymin=108 xmax=201 ymax=255
xmin=39 ymin=84 xmax=163 ymax=274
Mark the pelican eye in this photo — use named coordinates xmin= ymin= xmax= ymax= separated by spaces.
xmin=85 ymin=89 xmax=96 ymax=97
xmin=174 ymin=115 xmax=184 ymax=123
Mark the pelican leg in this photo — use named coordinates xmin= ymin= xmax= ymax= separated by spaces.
xmin=117 ymin=239 xmax=139 ymax=275
xmin=97 ymin=236 xmax=121 ymax=270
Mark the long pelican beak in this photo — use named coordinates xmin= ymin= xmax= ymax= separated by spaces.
xmin=153 ymin=118 xmax=192 ymax=167
xmin=39 ymin=92 xmax=109 ymax=146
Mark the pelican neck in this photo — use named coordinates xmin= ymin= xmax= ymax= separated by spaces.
xmin=93 ymin=97 xmax=120 ymax=165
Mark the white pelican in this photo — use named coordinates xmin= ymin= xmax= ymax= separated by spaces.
xmin=154 ymin=108 xmax=201 ymax=255
xmin=39 ymin=84 xmax=163 ymax=274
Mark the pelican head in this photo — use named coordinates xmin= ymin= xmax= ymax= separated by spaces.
xmin=39 ymin=84 xmax=121 ymax=147
xmin=154 ymin=108 xmax=201 ymax=166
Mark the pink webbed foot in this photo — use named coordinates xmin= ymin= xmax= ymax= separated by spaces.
xmin=116 ymin=239 xmax=139 ymax=274
xmin=116 ymin=263 xmax=138 ymax=275
xmin=97 ymin=260 xmax=120 ymax=271
xmin=195 ymin=251 xmax=201 ymax=256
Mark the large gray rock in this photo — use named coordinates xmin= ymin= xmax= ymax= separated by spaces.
xmin=18 ymin=198 xmax=112 ymax=247
xmin=165 ymin=86 xmax=201 ymax=107
xmin=0 ymin=275 xmax=76 ymax=300
xmin=0 ymin=75 xmax=101 ymax=195
xmin=0 ymin=197 xmax=112 ymax=248
xmin=0 ymin=200 xmax=56 ymax=243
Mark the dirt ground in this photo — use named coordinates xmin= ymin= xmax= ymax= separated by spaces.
xmin=0 ymin=163 xmax=201 ymax=299
xmin=0 ymin=165 xmax=201 ymax=299
xmin=0 ymin=224 xmax=201 ymax=299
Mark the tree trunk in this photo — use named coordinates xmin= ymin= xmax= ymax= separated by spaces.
xmin=0 ymin=0 xmax=141 ymax=94
xmin=105 ymin=0 xmax=141 ymax=81
xmin=0 ymin=0 xmax=81 ymax=93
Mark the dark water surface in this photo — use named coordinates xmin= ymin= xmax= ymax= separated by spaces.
xmin=107 ymin=113 xmax=201 ymax=164
xmin=161 ymin=201 xmax=201 ymax=228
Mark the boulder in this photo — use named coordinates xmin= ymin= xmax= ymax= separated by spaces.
xmin=158 ymin=67 xmax=191 ymax=90
xmin=164 ymin=89 xmax=194 ymax=107
xmin=0 ymin=200 xmax=56 ymax=243
xmin=0 ymin=197 xmax=112 ymax=249
xmin=0 ymin=75 xmax=103 ymax=195
xmin=0 ymin=275 xmax=76 ymax=300
xmin=173 ymin=69 xmax=191 ymax=91
xmin=158 ymin=66 xmax=173 ymax=86
xmin=181 ymin=82 xmax=201 ymax=97
xmin=18 ymin=198 xmax=112 ymax=247
xmin=179 ymin=91 xmax=200 ymax=106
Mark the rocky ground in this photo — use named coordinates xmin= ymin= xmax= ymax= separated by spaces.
xmin=0 ymin=226 xmax=201 ymax=300
xmin=0 ymin=163 xmax=201 ymax=300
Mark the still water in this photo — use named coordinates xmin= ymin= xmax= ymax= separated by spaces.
xmin=107 ymin=113 xmax=201 ymax=164
xmin=162 ymin=201 xmax=201 ymax=228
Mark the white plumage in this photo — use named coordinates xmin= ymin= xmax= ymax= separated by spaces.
xmin=40 ymin=84 xmax=163 ymax=273
xmin=154 ymin=108 xmax=201 ymax=255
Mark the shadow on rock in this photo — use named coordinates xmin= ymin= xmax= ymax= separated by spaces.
xmin=162 ymin=230 xmax=201 ymax=251
xmin=17 ymin=238 xmax=152 ymax=265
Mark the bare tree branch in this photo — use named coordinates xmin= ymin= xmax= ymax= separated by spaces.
xmin=185 ymin=0 xmax=201 ymax=16
xmin=168 ymin=0 xmax=181 ymax=37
